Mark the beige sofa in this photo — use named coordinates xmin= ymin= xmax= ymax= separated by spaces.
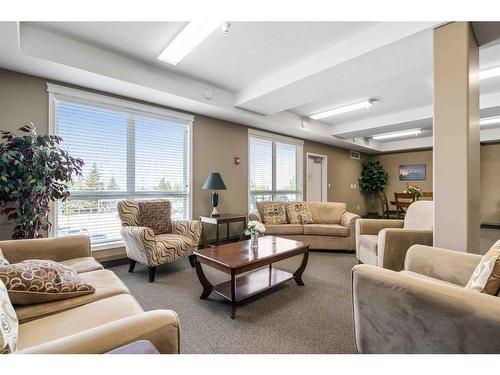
xmin=355 ymin=201 xmax=433 ymax=271
xmin=0 ymin=235 xmax=180 ymax=354
xmin=352 ymin=241 xmax=500 ymax=353
xmin=249 ymin=201 xmax=360 ymax=250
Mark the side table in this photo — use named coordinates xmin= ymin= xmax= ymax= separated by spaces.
xmin=199 ymin=214 xmax=247 ymax=246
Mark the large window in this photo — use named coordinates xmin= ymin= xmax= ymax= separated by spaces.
xmin=248 ymin=130 xmax=303 ymax=210
xmin=48 ymin=84 xmax=193 ymax=248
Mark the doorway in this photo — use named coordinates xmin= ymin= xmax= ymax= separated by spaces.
xmin=306 ymin=153 xmax=328 ymax=202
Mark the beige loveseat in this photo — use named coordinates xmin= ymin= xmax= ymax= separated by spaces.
xmin=249 ymin=201 xmax=360 ymax=250
xmin=352 ymin=241 xmax=500 ymax=353
xmin=0 ymin=235 xmax=180 ymax=354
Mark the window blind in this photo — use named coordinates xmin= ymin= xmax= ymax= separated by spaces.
xmin=53 ymin=95 xmax=191 ymax=247
xmin=248 ymin=133 xmax=302 ymax=210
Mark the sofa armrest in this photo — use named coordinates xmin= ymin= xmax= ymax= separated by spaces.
xmin=248 ymin=210 xmax=262 ymax=223
xmin=352 ymin=264 xmax=500 ymax=353
xmin=120 ymin=226 xmax=156 ymax=266
xmin=341 ymin=212 xmax=360 ymax=251
xmin=0 ymin=235 xmax=91 ymax=263
xmin=377 ymin=228 xmax=433 ymax=271
xmin=404 ymin=245 xmax=482 ymax=286
xmin=356 ymin=219 xmax=403 ymax=236
xmin=17 ymin=310 xmax=180 ymax=354
xmin=172 ymin=220 xmax=202 ymax=246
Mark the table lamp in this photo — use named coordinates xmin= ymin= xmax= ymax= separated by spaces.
xmin=202 ymin=171 xmax=227 ymax=217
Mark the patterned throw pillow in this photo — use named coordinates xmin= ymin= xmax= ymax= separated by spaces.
xmin=466 ymin=250 xmax=500 ymax=296
xmin=261 ymin=203 xmax=287 ymax=225
xmin=138 ymin=200 xmax=172 ymax=235
xmin=0 ymin=248 xmax=8 ymax=266
xmin=286 ymin=203 xmax=314 ymax=224
xmin=0 ymin=260 xmax=95 ymax=305
xmin=0 ymin=280 xmax=18 ymax=354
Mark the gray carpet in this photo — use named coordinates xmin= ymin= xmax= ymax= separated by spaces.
xmin=110 ymin=251 xmax=358 ymax=354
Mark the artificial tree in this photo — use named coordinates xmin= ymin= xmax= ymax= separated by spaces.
xmin=359 ymin=160 xmax=389 ymax=216
xmin=0 ymin=123 xmax=84 ymax=239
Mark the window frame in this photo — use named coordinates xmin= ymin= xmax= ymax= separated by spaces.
xmin=47 ymin=83 xmax=194 ymax=251
xmin=247 ymin=129 xmax=304 ymax=211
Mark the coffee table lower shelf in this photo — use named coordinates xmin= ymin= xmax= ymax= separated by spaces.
xmin=213 ymin=267 xmax=293 ymax=302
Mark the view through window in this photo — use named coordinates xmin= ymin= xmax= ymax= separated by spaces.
xmin=51 ymin=89 xmax=192 ymax=246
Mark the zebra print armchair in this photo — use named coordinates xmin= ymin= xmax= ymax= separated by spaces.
xmin=117 ymin=199 xmax=202 ymax=282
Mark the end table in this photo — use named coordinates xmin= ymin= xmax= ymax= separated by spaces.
xmin=199 ymin=214 xmax=248 ymax=246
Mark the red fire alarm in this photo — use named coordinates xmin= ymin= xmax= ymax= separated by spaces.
xmin=234 ymin=156 xmax=240 ymax=165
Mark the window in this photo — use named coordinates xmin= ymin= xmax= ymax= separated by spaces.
xmin=48 ymin=84 xmax=193 ymax=248
xmin=248 ymin=130 xmax=303 ymax=210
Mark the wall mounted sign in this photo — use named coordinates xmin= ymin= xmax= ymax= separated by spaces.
xmin=399 ymin=164 xmax=426 ymax=180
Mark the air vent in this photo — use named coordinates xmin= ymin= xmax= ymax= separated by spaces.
xmin=350 ymin=151 xmax=360 ymax=160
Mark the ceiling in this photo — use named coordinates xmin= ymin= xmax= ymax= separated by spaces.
xmin=1 ymin=21 xmax=500 ymax=153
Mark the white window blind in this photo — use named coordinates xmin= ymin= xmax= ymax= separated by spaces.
xmin=49 ymin=85 xmax=192 ymax=247
xmin=248 ymin=130 xmax=303 ymax=210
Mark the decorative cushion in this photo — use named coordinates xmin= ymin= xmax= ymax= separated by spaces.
xmin=0 ymin=280 xmax=18 ymax=353
xmin=466 ymin=248 xmax=500 ymax=296
xmin=307 ymin=202 xmax=346 ymax=224
xmin=286 ymin=203 xmax=313 ymax=224
xmin=261 ymin=203 xmax=287 ymax=225
xmin=0 ymin=249 xmax=8 ymax=266
xmin=0 ymin=260 xmax=95 ymax=305
xmin=138 ymin=200 xmax=172 ymax=235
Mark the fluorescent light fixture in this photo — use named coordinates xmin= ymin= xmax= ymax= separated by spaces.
xmin=372 ymin=129 xmax=422 ymax=140
xmin=480 ymin=66 xmax=500 ymax=80
xmin=158 ymin=21 xmax=221 ymax=65
xmin=310 ymin=100 xmax=373 ymax=120
xmin=480 ymin=116 xmax=500 ymax=126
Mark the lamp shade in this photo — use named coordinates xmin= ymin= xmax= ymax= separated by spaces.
xmin=202 ymin=171 xmax=227 ymax=190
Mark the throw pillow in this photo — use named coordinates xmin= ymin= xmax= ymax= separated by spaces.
xmin=0 ymin=260 xmax=95 ymax=305
xmin=465 ymin=250 xmax=500 ymax=296
xmin=0 ymin=248 xmax=8 ymax=266
xmin=286 ymin=203 xmax=314 ymax=224
xmin=138 ymin=200 xmax=172 ymax=235
xmin=261 ymin=203 xmax=287 ymax=225
xmin=0 ymin=280 xmax=18 ymax=354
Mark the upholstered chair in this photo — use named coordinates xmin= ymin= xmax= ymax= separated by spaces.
xmin=117 ymin=199 xmax=202 ymax=282
xmin=355 ymin=201 xmax=433 ymax=271
xmin=352 ymin=242 xmax=500 ymax=353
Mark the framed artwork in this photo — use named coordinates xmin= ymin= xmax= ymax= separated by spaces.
xmin=399 ymin=164 xmax=426 ymax=180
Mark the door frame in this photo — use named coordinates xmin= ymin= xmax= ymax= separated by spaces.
xmin=306 ymin=152 xmax=328 ymax=202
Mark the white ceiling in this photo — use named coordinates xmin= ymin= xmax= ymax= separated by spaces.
xmin=2 ymin=21 xmax=500 ymax=153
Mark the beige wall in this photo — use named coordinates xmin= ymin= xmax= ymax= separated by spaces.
xmin=372 ymin=149 xmax=433 ymax=214
xmin=303 ymin=141 xmax=368 ymax=216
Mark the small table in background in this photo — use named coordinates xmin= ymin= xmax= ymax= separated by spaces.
xmin=199 ymin=214 xmax=248 ymax=246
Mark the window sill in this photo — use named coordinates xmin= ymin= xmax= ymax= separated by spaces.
xmin=92 ymin=241 xmax=126 ymax=263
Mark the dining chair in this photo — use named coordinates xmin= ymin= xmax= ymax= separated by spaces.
xmin=378 ymin=191 xmax=398 ymax=219
xmin=394 ymin=192 xmax=415 ymax=219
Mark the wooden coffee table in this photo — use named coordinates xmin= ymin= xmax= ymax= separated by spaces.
xmin=194 ymin=236 xmax=309 ymax=319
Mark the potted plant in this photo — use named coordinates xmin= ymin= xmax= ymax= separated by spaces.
xmin=406 ymin=183 xmax=423 ymax=199
xmin=244 ymin=220 xmax=266 ymax=249
xmin=0 ymin=124 xmax=84 ymax=239
xmin=359 ymin=160 xmax=388 ymax=217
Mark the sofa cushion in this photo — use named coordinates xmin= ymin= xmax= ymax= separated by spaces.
xmin=17 ymin=294 xmax=143 ymax=351
xmin=0 ymin=260 xmax=95 ymax=306
xmin=138 ymin=200 xmax=172 ymax=235
xmin=358 ymin=235 xmax=378 ymax=265
xmin=307 ymin=202 xmax=346 ymax=224
xmin=0 ymin=248 xmax=8 ymax=266
xmin=264 ymin=224 xmax=304 ymax=235
xmin=60 ymin=257 xmax=104 ymax=274
xmin=0 ymin=280 xmax=18 ymax=354
xmin=15 ymin=269 xmax=129 ymax=323
xmin=286 ymin=202 xmax=313 ymax=224
xmin=260 ymin=203 xmax=287 ymax=225
xmin=303 ymin=224 xmax=348 ymax=237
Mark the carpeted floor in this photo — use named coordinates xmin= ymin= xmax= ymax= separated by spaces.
xmin=110 ymin=251 xmax=358 ymax=354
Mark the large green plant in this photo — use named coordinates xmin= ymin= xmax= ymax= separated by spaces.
xmin=359 ymin=160 xmax=388 ymax=212
xmin=0 ymin=124 xmax=84 ymax=239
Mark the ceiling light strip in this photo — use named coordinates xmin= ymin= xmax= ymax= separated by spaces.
xmin=480 ymin=66 xmax=500 ymax=80
xmin=372 ymin=129 xmax=422 ymax=140
xmin=480 ymin=116 xmax=500 ymax=126
xmin=310 ymin=100 xmax=373 ymax=120
xmin=158 ymin=21 xmax=221 ymax=65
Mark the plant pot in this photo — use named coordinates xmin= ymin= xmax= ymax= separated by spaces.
xmin=366 ymin=211 xmax=379 ymax=219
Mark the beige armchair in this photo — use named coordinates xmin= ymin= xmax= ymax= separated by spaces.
xmin=117 ymin=199 xmax=202 ymax=282
xmin=355 ymin=200 xmax=433 ymax=271
xmin=352 ymin=242 xmax=500 ymax=353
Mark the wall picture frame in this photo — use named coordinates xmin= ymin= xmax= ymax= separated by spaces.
xmin=399 ymin=164 xmax=426 ymax=180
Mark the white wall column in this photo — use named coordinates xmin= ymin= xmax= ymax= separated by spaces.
xmin=433 ymin=22 xmax=480 ymax=253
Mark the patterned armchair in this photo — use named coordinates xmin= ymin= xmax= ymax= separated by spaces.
xmin=117 ymin=199 xmax=202 ymax=282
